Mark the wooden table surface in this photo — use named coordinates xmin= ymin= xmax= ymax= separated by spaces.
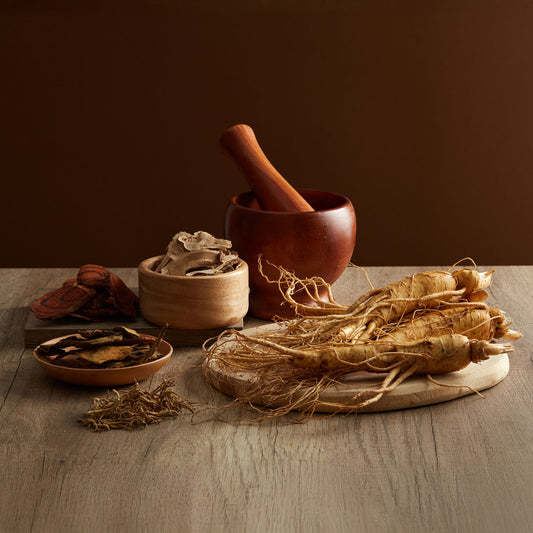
xmin=1 ymin=266 xmax=531 ymax=533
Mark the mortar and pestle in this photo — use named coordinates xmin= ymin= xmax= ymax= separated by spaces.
xmin=221 ymin=124 xmax=356 ymax=320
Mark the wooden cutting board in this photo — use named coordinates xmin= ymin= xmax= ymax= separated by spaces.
xmin=25 ymin=285 xmax=243 ymax=348
xmin=25 ymin=311 xmax=243 ymax=348
xmin=202 ymin=324 xmax=510 ymax=413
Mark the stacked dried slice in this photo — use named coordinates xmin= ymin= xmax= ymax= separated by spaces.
xmin=153 ymin=231 xmax=239 ymax=276
xmin=31 ymin=265 xmax=138 ymax=320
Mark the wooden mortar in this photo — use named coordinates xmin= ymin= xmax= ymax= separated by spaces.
xmin=225 ymin=189 xmax=356 ymax=320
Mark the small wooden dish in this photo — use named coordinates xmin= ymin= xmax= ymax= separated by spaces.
xmin=138 ymin=256 xmax=249 ymax=329
xmin=33 ymin=335 xmax=173 ymax=387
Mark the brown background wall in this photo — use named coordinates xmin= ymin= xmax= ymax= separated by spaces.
xmin=1 ymin=1 xmax=532 ymax=268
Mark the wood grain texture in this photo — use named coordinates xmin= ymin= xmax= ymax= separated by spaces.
xmin=0 ymin=266 xmax=532 ymax=533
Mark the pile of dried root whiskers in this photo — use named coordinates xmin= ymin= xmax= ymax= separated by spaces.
xmin=202 ymin=260 xmax=522 ymax=420
xmin=79 ymin=379 xmax=194 ymax=431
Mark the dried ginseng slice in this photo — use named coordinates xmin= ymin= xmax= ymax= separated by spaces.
xmin=77 ymin=264 xmax=138 ymax=317
xmin=76 ymin=345 xmax=147 ymax=366
xmin=73 ymin=294 xmax=118 ymax=319
xmin=77 ymin=264 xmax=111 ymax=289
xmin=31 ymin=284 xmax=96 ymax=320
xmin=108 ymin=272 xmax=138 ymax=317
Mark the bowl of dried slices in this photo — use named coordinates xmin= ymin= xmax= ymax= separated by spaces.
xmin=138 ymin=231 xmax=249 ymax=329
xmin=33 ymin=326 xmax=172 ymax=387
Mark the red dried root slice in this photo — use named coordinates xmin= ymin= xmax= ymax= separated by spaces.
xmin=78 ymin=265 xmax=138 ymax=317
xmin=72 ymin=291 xmax=120 ymax=320
xmin=31 ymin=283 xmax=96 ymax=320
xmin=77 ymin=265 xmax=138 ymax=318
xmin=108 ymin=272 xmax=138 ymax=317
xmin=31 ymin=265 xmax=138 ymax=320
xmin=77 ymin=264 xmax=111 ymax=289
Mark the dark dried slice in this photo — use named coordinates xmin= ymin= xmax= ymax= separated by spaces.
xmin=31 ymin=265 xmax=139 ymax=321
xmin=36 ymin=334 xmax=150 ymax=358
xmin=77 ymin=264 xmax=111 ymax=289
xmin=113 ymin=326 xmax=141 ymax=338
xmin=108 ymin=272 xmax=138 ymax=317
xmin=73 ymin=291 xmax=118 ymax=320
xmin=31 ymin=284 xmax=96 ymax=320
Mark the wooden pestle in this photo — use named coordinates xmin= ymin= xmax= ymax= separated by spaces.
xmin=220 ymin=124 xmax=314 ymax=212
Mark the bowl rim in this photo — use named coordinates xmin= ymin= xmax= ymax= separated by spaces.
xmin=229 ymin=188 xmax=354 ymax=214
xmin=33 ymin=335 xmax=173 ymax=373
xmin=138 ymin=255 xmax=248 ymax=281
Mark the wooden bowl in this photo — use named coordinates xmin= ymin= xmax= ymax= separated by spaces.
xmin=138 ymin=256 xmax=249 ymax=329
xmin=225 ymin=189 xmax=356 ymax=319
xmin=33 ymin=336 xmax=173 ymax=387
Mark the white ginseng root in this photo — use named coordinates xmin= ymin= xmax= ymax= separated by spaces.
xmin=203 ymin=265 xmax=521 ymax=419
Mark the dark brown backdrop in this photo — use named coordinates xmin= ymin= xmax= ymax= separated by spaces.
xmin=1 ymin=1 xmax=532 ymax=267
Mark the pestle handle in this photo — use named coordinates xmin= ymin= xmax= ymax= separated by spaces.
xmin=220 ymin=124 xmax=314 ymax=212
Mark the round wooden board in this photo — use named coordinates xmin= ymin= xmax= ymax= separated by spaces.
xmin=202 ymin=324 xmax=510 ymax=413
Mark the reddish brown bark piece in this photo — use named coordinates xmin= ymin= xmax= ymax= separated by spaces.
xmin=72 ymin=291 xmax=119 ymax=320
xmin=77 ymin=264 xmax=111 ymax=289
xmin=108 ymin=273 xmax=138 ymax=317
xmin=31 ymin=265 xmax=138 ymax=321
xmin=31 ymin=284 xmax=96 ymax=320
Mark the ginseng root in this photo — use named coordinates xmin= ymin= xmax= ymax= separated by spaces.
xmin=202 ymin=265 xmax=520 ymax=419
xmin=266 ymin=265 xmax=496 ymax=343
xmin=202 ymin=329 xmax=515 ymax=418
xmin=210 ymin=330 xmax=511 ymax=374
xmin=351 ymin=304 xmax=521 ymax=344
xmin=287 ymin=334 xmax=512 ymax=373
xmin=276 ymin=267 xmax=493 ymax=316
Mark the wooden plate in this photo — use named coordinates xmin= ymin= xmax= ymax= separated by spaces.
xmin=202 ymin=325 xmax=510 ymax=413
xmin=33 ymin=335 xmax=173 ymax=387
